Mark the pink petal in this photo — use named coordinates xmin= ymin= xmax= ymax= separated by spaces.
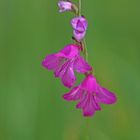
xmin=83 ymin=97 xmax=101 ymax=117
xmin=76 ymin=93 xmax=101 ymax=117
xmin=54 ymin=59 xmax=68 ymax=77
xmin=76 ymin=20 xmax=85 ymax=32
xmin=74 ymin=55 xmax=92 ymax=73
xmin=42 ymin=54 xmax=59 ymax=70
xmin=82 ymin=100 xmax=96 ymax=117
xmin=81 ymin=75 xmax=98 ymax=93
xmin=71 ymin=17 xmax=88 ymax=31
xmin=57 ymin=44 xmax=80 ymax=59
xmin=61 ymin=65 xmax=76 ymax=88
xmin=63 ymin=86 xmax=83 ymax=101
xmin=73 ymin=30 xmax=86 ymax=41
xmin=58 ymin=1 xmax=72 ymax=12
xmin=97 ymin=86 xmax=117 ymax=104
xmin=76 ymin=95 xmax=86 ymax=109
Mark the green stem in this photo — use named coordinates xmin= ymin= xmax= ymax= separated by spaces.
xmin=77 ymin=1 xmax=90 ymax=140
xmin=78 ymin=0 xmax=81 ymax=16
xmin=86 ymin=118 xmax=90 ymax=140
xmin=83 ymin=39 xmax=88 ymax=61
xmin=77 ymin=0 xmax=88 ymax=62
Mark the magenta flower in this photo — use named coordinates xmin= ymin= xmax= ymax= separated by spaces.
xmin=63 ymin=74 xmax=117 ymax=117
xmin=58 ymin=1 xmax=73 ymax=12
xmin=42 ymin=44 xmax=92 ymax=88
xmin=71 ymin=16 xmax=88 ymax=41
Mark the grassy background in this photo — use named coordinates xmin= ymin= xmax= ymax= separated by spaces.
xmin=0 ymin=0 xmax=140 ymax=140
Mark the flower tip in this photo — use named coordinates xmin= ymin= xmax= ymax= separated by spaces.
xmin=63 ymin=82 xmax=73 ymax=88
xmin=41 ymin=60 xmax=46 ymax=68
xmin=62 ymin=94 xmax=67 ymax=99
xmin=83 ymin=112 xmax=94 ymax=117
xmin=112 ymin=95 xmax=117 ymax=104
xmin=62 ymin=94 xmax=71 ymax=101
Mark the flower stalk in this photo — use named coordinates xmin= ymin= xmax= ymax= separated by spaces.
xmin=42 ymin=0 xmax=117 ymax=118
xmin=77 ymin=0 xmax=88 ymax=63
xmin=78 ymin=0 xmax=81 ymax=16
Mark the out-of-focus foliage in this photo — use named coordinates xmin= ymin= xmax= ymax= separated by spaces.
xmin=0 ymin=0 xmax=140 ymax=140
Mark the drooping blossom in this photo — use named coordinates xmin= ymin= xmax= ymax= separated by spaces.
xmin=42 ymin=44 xmax=92 ymax=88
xmin=71 ymin=16 xmax=88 ymax=41
xmin=63 ymin=74 xmax=117 ymax=117
xmin=58 ymin=1 xmax=73 ymax=12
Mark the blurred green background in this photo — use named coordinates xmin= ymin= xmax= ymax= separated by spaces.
xmin=0 ymin=0 xmax=140 ymax=140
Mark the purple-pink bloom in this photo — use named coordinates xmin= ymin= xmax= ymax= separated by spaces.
xmin=58 ymin=1 xmax=73 ymax=12
xmin=71 ymin=16 xmax=88 ymax=41
xmin=63 ymin=74 xmax=117 ymax=117
xmin=42 ymin=44 xmax=92 ymax=88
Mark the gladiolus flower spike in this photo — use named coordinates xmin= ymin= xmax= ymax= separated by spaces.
xmin=42 ymin=0 xmax=117 ymax=117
